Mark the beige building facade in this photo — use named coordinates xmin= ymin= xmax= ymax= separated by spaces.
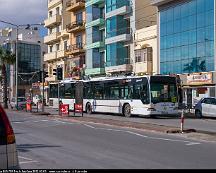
xmin=44 ymin=0 xmax=70 ymax=82
xmin=65 ymin=0 xmax=86 ymax=79
xmin=134 ymin=25 xmax=158 ymax=75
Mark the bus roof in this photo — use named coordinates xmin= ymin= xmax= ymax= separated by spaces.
xmin=57 ymin=75 xmax=176 ymax=84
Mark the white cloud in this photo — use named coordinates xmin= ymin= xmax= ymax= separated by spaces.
xmin=0 ymin=0 xmax=47 ymax=27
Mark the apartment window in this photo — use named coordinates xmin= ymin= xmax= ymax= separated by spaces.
xmin=56 ymin=44 xmax=60 ymax=51
xmin=64 ymin=41 xmax=68 ymax=50
xmin=76 ymin=35 xmax=82 ymax=48
xmin=49 ymin=28 xmax=53 ymax=34
xmin=49 ymin=11 xmax=52 ymax=18
xmin=56 ymin=26 xmax=60 ymax=33
xmin=76 ymin=12 xmax=83 ymax=24
xmin=49 ymin=46 xmax=53 ymax=53
xmin=135 ymin=48 xmax=153 ymax=63
xmin=56 ymin=7 xmax=60 ymax=15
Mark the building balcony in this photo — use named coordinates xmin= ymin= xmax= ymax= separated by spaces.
xmin=44 ymin=32 xmax=61 ymax=44
xmin=105 ymin=64 xmax=133 ymax=73
xmin=86 ymin=18 xmax=105 ymax=28
xmin=86 ymin=41 xmax=104 ymax=50
xmin=85 ymin=68 xmax=105 ymax=75
xmin=134 ymin=61 xmax=153 ymax=74
xmin=44 ymin=52 xmax=57 ymax=62
xmin=105 ymin=33 xmax=132 ymax=45
xmin=66 ymin=43 xmax=85 ymax=56
xmin=86 ymin=0 xmax=104 ymax=7
xmin=66 ymin=21 xmax=85 ymax=33
xmin=57 ymin=50 xmax=67 ymax=58
xmin=44 ymin=14 xmax=62 ymax=28
xmin=106 ymin=6 xmax=132 ymax=19
xmin=66 ymin=0 xmax=85 ymax=12
xmin=48 ymin=0 xmax=62 ymax=9
xmin=60 ymin=29 xmax=70 ymax=38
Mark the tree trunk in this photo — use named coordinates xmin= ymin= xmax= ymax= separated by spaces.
xmin=2 ymin=64 xmax=8 ymax=109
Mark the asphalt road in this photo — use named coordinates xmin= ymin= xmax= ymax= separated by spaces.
xmin=44 ymin=107 xmax=216 ymax=133
xmin=7 ymin=111 xmax=216 ymax=169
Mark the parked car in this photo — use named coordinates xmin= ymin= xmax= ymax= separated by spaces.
xmin=194 ymin=97 xmax=216 ymax=118
xmin=10 ymin=97 xmax=26 ymax=110
xmin=0 ymin=104 xmax=20 ymax=169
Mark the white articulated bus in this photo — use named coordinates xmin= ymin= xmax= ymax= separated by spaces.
xmin=54 ymin=75 xmax=179 ymax=117
xmin=83 ymin=75 xmax=179 ymax=117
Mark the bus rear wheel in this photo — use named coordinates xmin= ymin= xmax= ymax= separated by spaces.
xmin=123 ymin=104 xmax=131 ymax=117
xmin=86 ymin=103 xmax=92 ymax=114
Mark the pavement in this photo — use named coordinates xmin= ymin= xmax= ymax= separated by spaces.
xmin=7 ymin=106 xmax=216 ymax=142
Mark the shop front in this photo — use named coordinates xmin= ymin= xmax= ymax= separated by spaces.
xmin=180 ymin=72 xmax=216 ymax=108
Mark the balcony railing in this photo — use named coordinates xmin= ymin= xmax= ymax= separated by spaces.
xmin=66 ymin=21 xmax=85 ymax=33
xmin=66 ymin=0 xmax=85 ymax=12
xmin=44 ymin=32 xmax=61 ymax=44
xmin=66 ymin=43 xmax=85 ymax=55
xmin=44 ymin=14 xmax=62 ymax=28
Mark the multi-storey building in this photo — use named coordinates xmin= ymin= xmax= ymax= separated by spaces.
xmin=105 ymin=0 xmax=157 ymax=75
xmin=44 ymin=0 xmax=70 ymax=81
xmin=152 ymin=0 xmax=216 ymax=107
xmin=85 ymin=0 xmax=157 ymax=76
xmin=65 ymin=0 xmax=86 ymax=78
xmin=134 ymin=25 xmax=158 ymax=75
xmin=0 ymin=27 xmax=46 ymax=99
xmin=85 ymin=0 xmax=106 ymax=76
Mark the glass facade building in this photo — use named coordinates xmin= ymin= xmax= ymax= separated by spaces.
xmin=18 ymin=42 xmax=41 ymax=85
xmin=160 ymin=0 xmax=214 ymax=74
xmin=105 ymin=0 xmax=131 ymax=68
xmin=85 ymin=0 xmax=105 ymax=75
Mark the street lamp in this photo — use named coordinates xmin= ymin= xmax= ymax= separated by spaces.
xmin=0 ymin=20 xmax=44 ymax=109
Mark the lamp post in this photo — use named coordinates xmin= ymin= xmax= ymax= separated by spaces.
xmin=0 ymin=20 xmax=44 ymax=109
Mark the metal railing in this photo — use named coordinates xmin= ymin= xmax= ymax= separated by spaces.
xmin=66 ymin=21 xmax=85 ymax=31
xmin=66 ymin=0 xmax=85 ymax=8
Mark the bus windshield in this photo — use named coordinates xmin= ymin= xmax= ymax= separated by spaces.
xmin=150 ymin=77 xmax=177 ymax=104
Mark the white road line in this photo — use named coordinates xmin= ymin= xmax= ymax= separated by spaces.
xmin=80 ymin=123 xmax=201 ymax=146
xmin=19 ymin=161 xmax=38 ymax=164
xmin=18 ymin=156 xmax=33 ymax=161
xmin=82 ymin=123 xmax=96 ymax=129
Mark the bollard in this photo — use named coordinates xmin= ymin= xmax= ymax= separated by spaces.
xmin=181 ymin=109 xmax=185 ymax=133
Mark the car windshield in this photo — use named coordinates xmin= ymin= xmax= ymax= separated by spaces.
xmin=18 ymin=98 xmax=26 ymax=102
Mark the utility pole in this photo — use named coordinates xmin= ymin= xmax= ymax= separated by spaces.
xmin=15 ymin=26 xmax=18 ymax=109
xmin=42 ymin=70 xmax=45 ymax=112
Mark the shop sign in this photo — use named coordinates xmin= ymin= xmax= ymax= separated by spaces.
xmin=187 ymin=73 xmax=212 ymax=85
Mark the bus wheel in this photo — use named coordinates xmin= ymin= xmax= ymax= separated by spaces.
xmin=86 ymin=103 xmax=92 ymax=114
xmin=123 ymin=104 xmax=131 ymax=117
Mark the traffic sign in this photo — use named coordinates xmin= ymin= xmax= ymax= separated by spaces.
xmin=60 ymin=104 xmax=69 ymax=116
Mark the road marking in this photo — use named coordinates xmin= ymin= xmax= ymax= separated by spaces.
xmin=18 ymin=156 xmax=38 ymax=165
xmin=14 ymin=118 xmax=202 ymax=146
xmin=18 ymin=156 xmax=33 ymax=161
xmin=80 ymin=123 xmax=201 ymax=146
xmin=19 ymin=161 xmax=38 ymax=164
xmin=186 ymin=142 xmax=201 ymax=146
xmin=82 ymin=123 xmax=96 ymax=129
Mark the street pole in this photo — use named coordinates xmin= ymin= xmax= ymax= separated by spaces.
xmin=15 ymin=26 xmax=19 ymax=109
xmin=42 ymin=70 xmax=45 ymax=112
xmin=58 ymin=81 xmax=60 ymax=115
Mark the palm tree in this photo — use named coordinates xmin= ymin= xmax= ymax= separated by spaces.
xmin=0 ymin=46 xmax=16 ymax=109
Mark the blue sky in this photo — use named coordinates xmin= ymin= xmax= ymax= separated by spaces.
xmin=0 ymin=0 xmax=47 ymax=37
